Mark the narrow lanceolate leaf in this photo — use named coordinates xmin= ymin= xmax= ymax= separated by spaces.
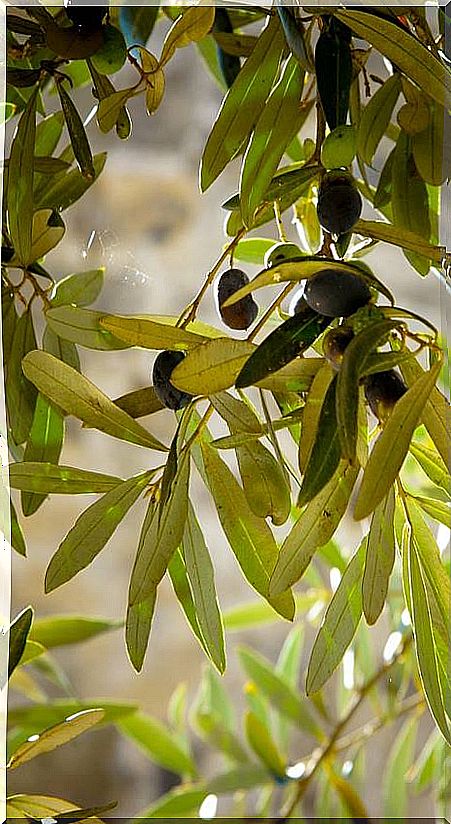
xmin=128 ymin=454 xmax=190 ymax=605
xmin=354 ymin=360 xmax=442 ymax=520
xmin=43 ymin=325 xmax=80 ymax=373
xmin=113 ymin=386 xmax=163 ymax=419
xmin=9 ymin=607 xmax=33 ymax=679
xmin=9 ymin=208 xmax=66 ymax=266
xmin=171 ymin=338 xmax=255 ymax=395
xmin=169 ymin=548 xmax=213 ymax=661
xmin=413 ymin=101 xmax=448 ymax=186
xmin=245 ymin=712 xmax=286 ymax=779
xmin=357 ymin=73 xmax=401 ymax=165
xmin=336 ymin=319 xmax=397 ymax=462
xmin=270 ymin=462 xmax=359 ymax=596
xmin=354 ymin=219 xmax=446 ymax=265
xmin=9 ymin=462 xmax=122 ymax=495
xmin=408 ymin=543 xmax=450 ymax=744
xmin=298 ymin=377 xmax=341 ymax=506
xmin=97 ymin=88 xmax=134 ymax=134
xmin=8 ymin=709 xmax=105 ymax=770
xmin=334 ymin=10 xmax=451 ymax=108
xmin=362 ymin=486 xmax=396 ymax=624
xmin=200 ymin=442 xmax=295 ymax=621
xmin=200 ymin=15 xmax=285 ymax=191
xmin=413 ymin=496 xmax=450 ymax=528
xmin=30 ymin=615 xmax=121 ymax=648
xmin=159 ymin=6 xmax=215 ymax=68
xmin=299 ymin=363 xmax=335 ymax=472
xmin=6 ymin=309 xmax=38 ymax=445
xmin=315 ymin=19 xmax=352 ymax=130
xmin=51 ymin=269 xmax=104 ymax=308
xmin=99 ymin=314 xmax=207 ymax=350
xmin=183 ymin=503 xmax=225 ymax=674
xmin=211 ymin=393 xmax=290 ymax=525
xmin=401 ymin=359 xmax=448 ymax=466
xmin=45 ymin=471 xmax=152 ymax=592
xmin=46 ymin=307 xmax=128 ymax=351
xmin=56 ymin=82 xmax=94 ymax=179
xmin=383 ymin=717 xmax=418 ymax=819
xmin=409 ymin=441 xmax=450 ymax=495
xmin=276 ymin=3 xmax=312 ymax=70
xmin=10 ymin=502 xmax=26 ymax=557
xmin=391 ymin=131 xmax=431 ymax=274
xmin=22 ymin=351 xmax=168 ymax=451
xmin=7 ymin=86 xmax=38 ymax=265
xmin=306 ymin=538 xmax=366 ymax=695
xmin=240 ymin=57 xmax=305 ymax=226
xmin=21 ymin=393 xmax=64 ymax=516
xmin=125 ymin=594 xmax=156 ymax=673
xmin=236 ymin=309 xmax=330 ymax=389
xmin=238 ymin=646 xmax=322 ymax=739
xmin=119 ymin=712 xmax=196 ymax=776
xmin=34 ymin=152 xmax=106 ymax=212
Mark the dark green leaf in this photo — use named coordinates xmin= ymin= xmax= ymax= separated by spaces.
xmin=56 ymin=81 xmax=94 ymax=179
xmin=298 ymin=377 xmax=341 ymax=506
xmin=7 ymin=86 xmax=38 ymax=265
xmin=43 ymin=324 xmax=80 ymax=373
xmin=113 ymin=386 xmax=163 ymax=419
xmin=21 ymin=393 xmax=64 ymax=516
xmin=9 ymin=607 xmax=33 ymax=679
xmin=357 ymin=73 xmax=401 ymax=165
xmin=10 ymin=502 xmax=26 ymax=557
xmin=315 ymin=19 xmax=352 ymax=130
xmin=391 ymin=131 xmax=431 ymax=275
xmin=45 ymin=470 xmax=152 ymax=592
xmin=2 ymin=287 xmax=18 ymax=368
xmin=6 ymin=309 xmax=38 ymax=445
xmin=125 ymin=594 xmax=156 ymax=673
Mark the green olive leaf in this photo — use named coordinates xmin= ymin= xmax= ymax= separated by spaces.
xmin=200 ymin=441 xmax=295 ymax=621
xmin=50 ymin=269 xmax=104 ymax=308
xmin=56 ymin=81 xmax=94 ymax=180
xmin=409 ymin=441 xmax=450 ymax=496
xmin=270 ymin=461 xmax=359 ymax=596
xmin=9 ymin=607 xmax=34 ymax=679
xmin=362 ymin=486 xmax=396 ymax=625
xmin=200 ymin=15 xmax=285 ymax=191
xmin=29 ymin=615 xmax=122 ymax=649
xmin=236 ymin=308 xmax=330 ymax=390
xmin=391 ymin=129 xmax=431 ymax=276
xmin=126 ymin=593 xmax=156 ymax=673
xmin=97 ymin=88 xmax=134 ymax=134
xmin=412 ymin=101 xmax=448 ymax=186
xmin=357 ymin=73 xmax=401 ymax=166
xmin=354 ymin=359 xmax=442 ymax=520
xmin=239 ymin=57 xmax=305 ymax=227
xmin=171 ymin=338 xmax=255 ymax=395
xmin=20 ymin=393 xmax=65 ymax=516
xmin=409 ymin=495 xmax=450 ymax=529
xmin=299 ymin=363 xmax=335 ymax=472
xmin=46 ymin=306 xmax=129 ymax=351
xmin=298 ymin=376 xmax=342 ymax=506
xmin=334 ymin=10 xmax=451 ymax=108
xmin=119 ymin=710 xmax=196 ymax=777
xmin=7 ymin=86 xmax=38 ymax=266
xmin=42 ymin=324 xmax=81 ymax=373
xmin=99 ymin=314 xmax=208 ymax=350
xmin=354 ymin=220 xmax=446 ymax=265
xmin=8 ymin=709 xmax=105 ymax=770
xmin=34 ymin=152 xmax=107 ymax=212
xmin=159 ymin=6 xmax=215 ymax=68
xmin=9 ymin=209 xmax=66 ymax=266
xmin=113 ymin=386 xmax=163 ymax=419
xmin=9 ymin=462 xmax=122 ymax=495
xmin=22 ymin=351 xmax=168 ymax=451
xmin=400 ymin=359 xmax=449 ymax=467
xmin=45 ymin=470 xmax=153 ymax=593
xmin=244 ymin=711 xmax=286 ymax=778
xmin=10 ymin=502 xmax=26 ymax=557
xmin=6 ymin=309 xmax=38 ymax=445
xmin=306 ymin=538 xmax=366 ymax=695
xmin=88 ymin=60 xmax=132 ymax=139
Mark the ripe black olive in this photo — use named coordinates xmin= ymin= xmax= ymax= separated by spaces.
xmin=364 ymin=369 xmax=407 ymax=422
xmin=152 ymin=350 xmax=193 ymax=411
xmin=317 ymin=171 xmax=362 ymax=235
xmin=65 ymin=2 xmax=108 ymax=30
xmin=323 ymin=325 xmax=354 ymax=369
xmin=288 ymin=291 xmax=309 ymax=317
xmin=304 ymin=269 xmax=371 ymax=318
xmin=216 ymin=268 xmax=258 ymax=331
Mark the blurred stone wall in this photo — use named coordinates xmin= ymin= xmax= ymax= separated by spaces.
xmin=7 ymin=32 xmax=444 ymax=819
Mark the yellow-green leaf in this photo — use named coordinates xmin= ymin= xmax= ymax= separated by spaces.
xmin=412 ymin=101 xmax=448 ymax=185
xmin=171 ymin=337 xmax=255 ymax=395
xmin=362 ymin=486 xmax=396 ymax=624
xmin=299 ymin=363 xmax=334 ymax=472
xmin=160 ymin=6 xmax=215 ymax=68
xmin=100 ymin=314 xmax=208 ymax=350
xmin=401 ymin=359 xmax=448 ymax=466
xmin=51 ymin=268 xmax=104 ymax=307
xmin=11 ymin=208 xmax=65 ymax=265
xmin=22 ymin=351 xmax=168 ymax=451
xmin=9 ymin=462 xmax=122 ymax=495
xmin=46 ymin=306 xmax=130 ymax=351
xmin=354 ymin=359 xmax=441 ymax=520
xmin=97 ymin=88 xmax=134 ymax=133
xmin=8 ymin=708 xmax=105 ymax=769
xmin=245 ymin=711 xmax=286 ymax=779
xmin=354 ymin=219 xmax=446 ymax=265
xmin=126 ymin=594 xmax=156 ymax=673
xmin=357 ymin=72 xmax=401 ymax=165
xmin=7 ymin=86 xmax=38 ymax=265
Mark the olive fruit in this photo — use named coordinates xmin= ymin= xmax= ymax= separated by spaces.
xmin=322 ymin=325 xmax=354 ymax=369
xmin=216 ymin=268 xmax=258 ymax=331
xmin=152 ymin=350 xmax=193 ymax=411
xmin=304 ymin=269 xmax=371 ymax=318
xmin=364 ymin=369 xmax=407 ymax=422
xmin=317 ymin=171 xmax=362 ymax=235
xmin=65 ymin=2 xmax=108 ymax=31
xmin=264 ymin=242 xmax=303 ymax=269
xmin=288 ymin=290 xmax=308 ymax=316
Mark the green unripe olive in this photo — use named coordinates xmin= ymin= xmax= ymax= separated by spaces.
xmin=317 ymin=171 xmax=362 ymax=235
xmin=322 ymin=325 xmax=354 ymax=369
xmin=321 ymin=125 xmax=357 ymax=169
xmin=152 ymin=350 xmax=194 ymax=411
xmin=65 ymin=2 xmax=108 ymax=30
xmin=90 ymin=24 xmax=127 ymax=74
xmin=304 ymin=269 xmax=371 ymax=318
xmin=217 ymin=268 xmax=258 ymax=331
xmin=364 ymin=369 xmax=407 ymax=422
xmin=264 ymin=242 xmax=303 ymax=269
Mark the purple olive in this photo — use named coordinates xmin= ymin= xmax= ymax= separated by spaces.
xmin=304 ymin=269 xmax=371 ymax=318
xmin=364 ymin=369 xmax=407 ymax=422
xmin=322 ymin=325 xmax=354 ymax=369
xmin=152 ymin=350 xmax=193 ymax=411
xmin=317 ymin=171 xmax=362 ymax=235
xmin=217 ymin=268 xmax=258 ymax=331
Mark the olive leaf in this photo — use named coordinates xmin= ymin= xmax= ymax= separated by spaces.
xmin=29 ymin=616 xmax=122 ymax=649
xmin=306 ymin=538 xmax=366 ymax=695
xmin=412 ymin=101 xmax=448 ymax=186
xmin=298 ymin=376 xmax=342 ymax=506
xmin=20 ymin=394 xmax=64 ymax=516
xmin=8 ymin=607 xmax=33 ymax=679
xmin=6 ymin=309 xmax=38 ymax=445
xmin=391 ymin=132 xmax=431 ymax=275
xmin=7 ymin=85 xmax=38 ymax=266
xmin=9 ymin=462 xmax=122 ymax=495
xmin=270 ymin=462 xmax=359 ymax=596
xmin=46 ymin=307 xmax=129 ymax=351
xmin=88 ymin=60 xmax=131 ymax=139
xmin=10 ymin=502 xmax=26 ymax=557
xmin=239 ymin=56 xmax=305 ymax=226
xmin=22 ymin=351 xmax=168 ymax=451
xmin=34 ymin=152 xmax=107 ymax=212
xmin=353 ymin=219 xmax=446 ymax=266
xmin=357 ymin=73 xmax=401 ymax=166
xmin=97 ymin=88 xmax=134 ymax=134
xmin=334 ymin=9 xmax=451 ymax=108
xmin=244 ymin=712 xmax=286 ymax=778
xmin=299 ymin=363 xmax=335 ymax=472
xmin=354 ymin=359 xmax=442 ymax=520
xmin=171 ymin=337 xmax=255 ymax=395
xmin=99 ymin=314 xmax=208 ymax=350
xmin=362 ymin=486 xmax=396 ymax=625
xmin=410 ymin=496 xmax=450 ymax=529
xmin=199 ymin=441 xmax=295 ymax=621
xmin=400 ymin=359 xmax=448 ymax=467
xmin=56 ymin=81 xmax=94 ymax=180
xmin=159 ymin=6 xmax=215 ymax=68
xmin=113 ymin=386 xmax=163 ymax=419
xmin=201 ymin=15 xmax=285 ymax=191
xmin=42 ymin=325 xmax=80 ymax=373
xmin=50 ymin=269 xmax=104 ymax=308
xmin=276 ymin=3 xmax=312 ymax=71
xmin=409 ymin=441 xmax=450 ymax=496
xmin=126 ymin=594 xmax=156 ymax=673
xmin=8 ymin=709 xmax=105 ymax=770
xmin=119 ymin=711 xmax=196 ymax=777
xmin=45 ymin=470 xmax=153 ymax=592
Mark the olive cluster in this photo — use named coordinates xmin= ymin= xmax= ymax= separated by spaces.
xmin=64 ymin=2 xmax=108 ymax=32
